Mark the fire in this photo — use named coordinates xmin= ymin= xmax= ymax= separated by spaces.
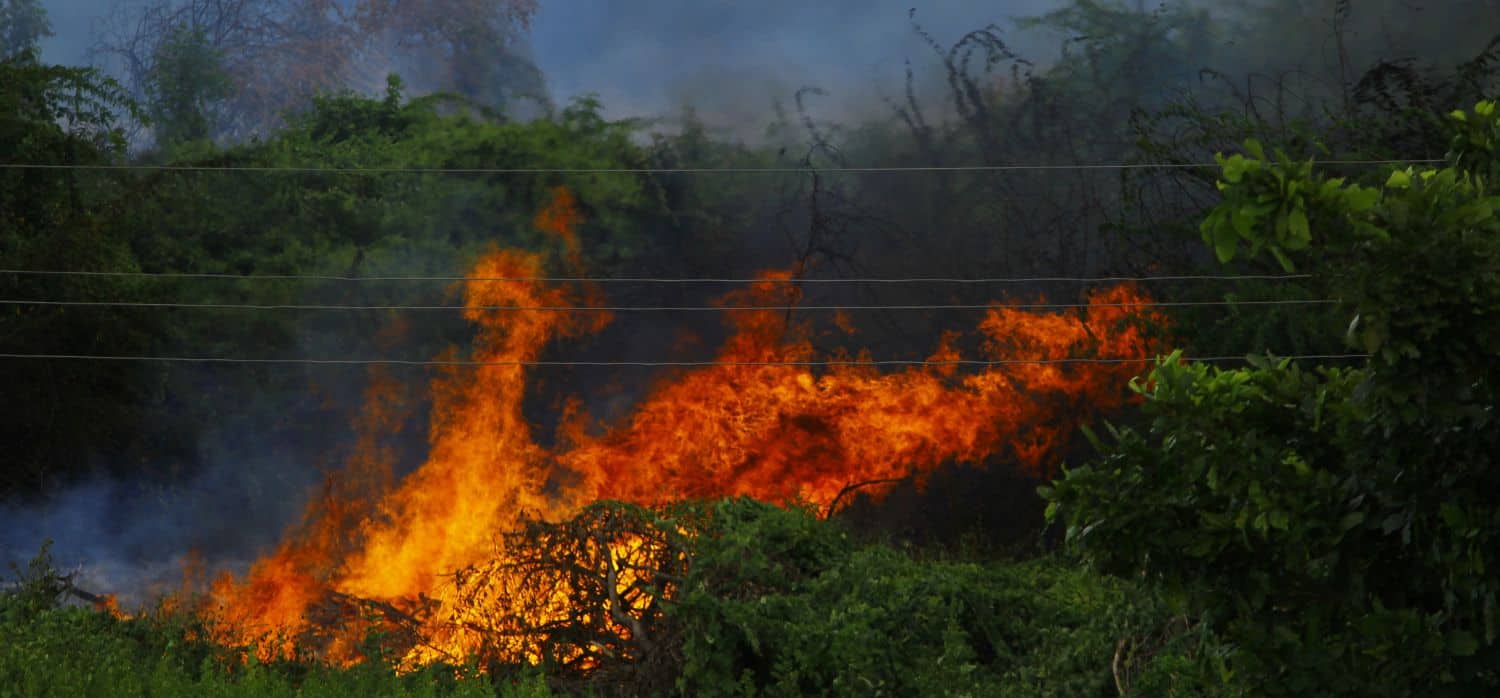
xmin=201 ymin=189 xmax=1164 ymax=667
xmin=559 ymin=279 xmax=1154 ymax=509
xmin=534 ymin=186 xmax=584 ymax=266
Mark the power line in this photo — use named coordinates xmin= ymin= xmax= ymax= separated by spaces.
xmin=0 ymin=298 xmax=1340 ymax=312
xmin=0 ymin=353 xmax=1371 ymax=367
xmin=0 ymin=269 xmax=1317 ymax=283
xmin=0 ymin=159 xmax=1443 ymax=175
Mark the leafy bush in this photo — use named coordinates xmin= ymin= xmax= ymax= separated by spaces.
xmin=397 ymin=498 xmax=1208 ymax=695
xmin=1045 ymin=101 xmax=1500 ymax=695
xmin=671 ymin=498 xmax=1225 ymax=696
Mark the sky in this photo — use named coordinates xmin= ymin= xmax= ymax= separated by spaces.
xmin=38 ymin=0 xmax=1064 ymax=133
xmin=524 ymin=1 xmax=1061 ymax=127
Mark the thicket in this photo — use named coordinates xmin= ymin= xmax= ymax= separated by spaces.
xmin=1045 ymin=100 xmax=1500 ymax=694
xmin=3 ymin=501 xmax=1218 ymax=697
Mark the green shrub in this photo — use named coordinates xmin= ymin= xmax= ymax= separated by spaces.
xmin=671 ymin=498 xmax=1226 ymax=696
xmin=1045 ymin=101 xmax=1500 ymax=695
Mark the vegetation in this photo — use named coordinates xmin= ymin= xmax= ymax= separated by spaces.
xmin=1045 ymin=101 xmax=1500 ymax=694
xmin=4 ymin=503 xmax=1214 ymax=697
xmin=3 ymin=0 xmax=1499 ymax=694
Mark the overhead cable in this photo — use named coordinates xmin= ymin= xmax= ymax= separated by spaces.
xmin=0 ymin=269 xmax=1317 ymax=284
xmin=0 ymin=353 xmax=1372 ymax=367
xmin=0 ymin=159 xmax=1443 ymax=175
xmin=0 ymin=298 xmax=1342 ymax=312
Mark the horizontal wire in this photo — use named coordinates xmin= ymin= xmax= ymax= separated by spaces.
xmin=0 ymin=298 xmax=1340 ymax=311
xmin=0 ymin=353 xmax=1372 ymax=367
xmin=0 ymin=269 xmax=1317 ymax=283
xmin=0 ymin=159 xmax=1442 ymax=174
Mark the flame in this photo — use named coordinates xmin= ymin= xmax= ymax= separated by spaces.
xmin=203 ymin=189 xmax=1164 ymax=666
xmin=534 ymin=186 xmax=583 ymax=266
xmin=94 ymin=593 xmax=126 ymax=619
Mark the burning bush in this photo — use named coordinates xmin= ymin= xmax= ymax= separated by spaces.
xmin=201 ymin=186 xmax=1166 ymax=671
xmin=417 ymin=501 xmax=698 ymax=692
xmin=3 ymin=501 xmax=1221 ymax=696
xmin=356 ymin=497 xmax=1208 ymax=695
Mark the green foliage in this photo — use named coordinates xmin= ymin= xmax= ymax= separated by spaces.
xmin=0 ymin=55 xmax=166 ymax=493
xmin=671 ymin=498 xmax=1219 ymax=696
xmin=1044 ymin=356 xmax=1416 ymax=692
xmin=0 ymin=608 xmax=546 ymax=697
xmin=1 ymin=542 xmax=72 ymax=624
xmin=125 ymin=89 xmax=660 ymax=280
xmin=144 ymin=25 xmax=232 ymax=148
xmin=1448 ymin=99 xmax=1500 ymax=181
xmin=0 ymin=503 xmax=1230 ymax=696
xmin=1119 ymin=19 xmax=1499 ymax=366
xmin=1045 ymin=100 xmax=1500 ymax=694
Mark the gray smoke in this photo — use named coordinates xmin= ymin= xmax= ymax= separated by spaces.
xmin=0 ymin=431 xmax=324 ymax=605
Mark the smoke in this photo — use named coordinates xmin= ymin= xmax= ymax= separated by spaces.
xmin=528 ymin=0 xmax=1063 ymax=139
xmin=0 ymin=315 xmax=435 ymax=604
xmin=33 ymin=0 xmax=92 ymax=65
xmin=0 ymin=434 xmax=323 ymax=604
xmin=35 ymin=0 xmax=1499 ymax=132
xmin=35 ymin=0 xmax=1064 ymax=136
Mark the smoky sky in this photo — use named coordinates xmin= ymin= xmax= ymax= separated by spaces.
xmin=39 ymin=0 xmax=1065 ymax=131
xmin=526 ymin=1 xmax=1063 ymax=129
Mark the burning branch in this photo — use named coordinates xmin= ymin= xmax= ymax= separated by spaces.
xmin=390 ymin=502 xmax=693 ymax=682
xmin=600 ymin=535 xmax=651 ymax=654
xmin=824 ymin=477 xmax=906 ymax=519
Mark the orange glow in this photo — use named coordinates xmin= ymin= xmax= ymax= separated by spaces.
xmin=93 ymin=593 xmax=126 ymax=619
xmin=534 ymin=186 xmax=583 ymax=266
xmin=203 ymin=189 xmax=1164 ymax=666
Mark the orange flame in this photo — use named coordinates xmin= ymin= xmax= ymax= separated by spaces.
xmin=203 ymin=189 xmax=1164 ymax=666
xmin=534 ymin=186 xmax=583 ymax=267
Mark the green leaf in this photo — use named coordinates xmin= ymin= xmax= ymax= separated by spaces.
xmin=1286 ymin=208 xmax=1311 ymax=249
xmin=1269 ymin=510 xmax=1290 ymax=531
xmin=1344 ymin=186 xmax=1381 ymax=212
xmin=1380 ymin=514 xmax=1405 ymax=534
xmin=1440 ymin=503 xmax=1468 ymax=530
xmin=1339 ymin=511 xmax=1365 ymax=532
xmin=1385 ymin=169 xmax=1412 ymax=190
xmin=1199 ymin=209 xmax=1224 ymax=242
xmin=1269 ymin=246 xmax=1295 ymax=272
xmin=1213 ymin=222 xmax=1238 ymax=263
xmin=1447 ymin=630 xmax=1479 ymax=657
xmin=1244 ymin=138 xmax=1266 ymax=161
xmin=1221 ymin=156 xmax=1245 ymax=183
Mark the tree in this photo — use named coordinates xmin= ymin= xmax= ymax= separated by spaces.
xmin=143 ymin=25 xmax=231 ymax=148
xmin=1043 ymin=101 xmax=1500 ymax=694
xmin=95 ymin=0 xmax=541 ymax=139
xmin=0 ymin=56 xmax=163 ymax=495
xmin=0 ymin=0 xmax=50 ymax=60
